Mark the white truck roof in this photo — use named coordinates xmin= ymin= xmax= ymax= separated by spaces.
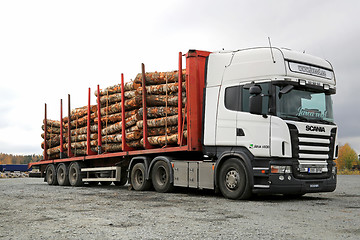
xmin=206 ymin=47 xmax=336 ymax=89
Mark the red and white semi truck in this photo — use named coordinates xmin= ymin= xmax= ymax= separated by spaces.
xmin=30 ymin=48 xmax=338 ymax=199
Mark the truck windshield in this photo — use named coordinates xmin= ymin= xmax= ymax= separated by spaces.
xmin=276 ymin=86 xmax=334 ymax=124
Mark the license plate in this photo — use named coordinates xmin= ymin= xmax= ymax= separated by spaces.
xmin=308 ymin=168 xmax=322 ymax=174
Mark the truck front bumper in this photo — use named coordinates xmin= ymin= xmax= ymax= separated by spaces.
xmin=252 ymin=157 xmax=337 ymax=195
xmin=253 ymin=173 xmax=337 ymax=194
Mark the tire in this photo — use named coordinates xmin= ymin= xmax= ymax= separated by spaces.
xmin=69 ymin=162 xmax=85 ymax=187
xmin=151 ymin=160 xmax=174 ymax=193
xmin=218 ymin=158 xmax=252 ymax=200
xmin=56 ymin=163 xmax=70 ymax=186
xmin=130 ymin=163 xmax=151 ymax=191
xmin=100 ymin=181 xmax=112 ymax=186
xmin=46 ymin=164 xmax=58 ymax=185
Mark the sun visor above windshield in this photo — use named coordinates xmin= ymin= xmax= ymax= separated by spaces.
xmin=281 ymin=49 xmax=336 ymax=86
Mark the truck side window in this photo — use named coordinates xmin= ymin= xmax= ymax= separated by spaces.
xmin=242 ymin=83 xmax=269 ymax=114
xmin=225 ymin=86 xmax=241 ymax=111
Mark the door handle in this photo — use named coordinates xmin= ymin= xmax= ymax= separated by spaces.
xmin=236 ymin=128 xmax=245 ymax=136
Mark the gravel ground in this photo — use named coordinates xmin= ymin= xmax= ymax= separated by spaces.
xmin=0 ymin=175 xmax=359 ymax=240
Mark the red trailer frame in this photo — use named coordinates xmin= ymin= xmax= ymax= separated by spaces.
xmin=30 ymin=50 xmax=211 ymax=170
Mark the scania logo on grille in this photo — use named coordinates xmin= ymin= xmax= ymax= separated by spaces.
xmin=306 ymin=125 xmax=326 ymax=132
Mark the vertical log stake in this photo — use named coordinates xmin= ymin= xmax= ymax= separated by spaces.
xmin=60 ymin=99 xmax=64 ymax=158
xmin=178 ymin=52 xmax=185 ymax=146
xmin=67 ymin=94 xmax=74 ymax=158
xmin=141 ymin=63 xmax=154 ymax=149
xmin=121 ymin=73 xmax=135 ymax=151
xmin=87 ymin=88 xmax=96 ymax=155
xmin=97 ymin=85 xmax=102 ymax=154
xmin=43 ymin=103 xmax=48 ymax=161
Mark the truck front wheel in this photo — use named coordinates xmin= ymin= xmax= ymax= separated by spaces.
xmin=218 ymin=158 xmax=252 ymax=200
xmin=46 ymin=164 xmax=58 ymax=185
xmin=151 ymin=161 xmax=174 ymax=193
xmin=130 ymin=163 xmax=151 ymax=191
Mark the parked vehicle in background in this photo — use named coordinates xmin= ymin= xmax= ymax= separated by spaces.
xmin=0 ymin=164 xmax=32 ymax=172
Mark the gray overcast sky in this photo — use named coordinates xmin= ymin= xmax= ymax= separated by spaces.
xmin=0 ymin=0 xmax=359 ymax=155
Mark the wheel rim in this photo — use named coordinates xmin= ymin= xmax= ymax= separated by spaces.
xmin=135 ymin=169 xmax=144 ymax=185
xmin=225 ymin=169 xmax=239 ymax=190
xmin=155 ymin=166 xmax=167 ymax=186
xmin=48 ymin=169 xmax=54 ymax=182
xmin=59 ymin=167 xmax=65 ymax=181
xmin=70 ymin=167 xmax=77 ymax=183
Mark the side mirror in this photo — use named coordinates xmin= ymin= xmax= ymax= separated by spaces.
xmin=249 ymin=85 xmax=262 ymax=115
xmin=249 ymin=85 xmax=262 ymax=95
xmin=278 ymin=84 xmax=294 ymax=99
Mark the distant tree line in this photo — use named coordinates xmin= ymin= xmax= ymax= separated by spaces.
xmin=0 ymin=153 xmax=42 ymax=165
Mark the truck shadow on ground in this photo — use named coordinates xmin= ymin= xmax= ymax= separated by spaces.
xmin=250 ymin=194 xmax=331 ymax=202
xmin=161 ymin=186 xmax=333 ymax=203
xmin=36 ymin=181 xmax=333 ymax=203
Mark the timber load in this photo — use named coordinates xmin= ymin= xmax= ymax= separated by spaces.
xmin=41 ymin=119 xmax=64 ymax=158
xmin=42 ymin=70 xmax=188 ymax=159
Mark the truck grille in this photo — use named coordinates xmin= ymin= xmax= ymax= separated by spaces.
xmin=298 ymin=133 xmax=331 ymax=160
xmin=287 ymin=123 xmax=337 ymax=179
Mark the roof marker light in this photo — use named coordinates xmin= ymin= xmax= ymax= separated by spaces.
xmin=299 ymin=79 xmax=306 ymax=86
xmin=323 ymin=84 xmax=330 ymax=90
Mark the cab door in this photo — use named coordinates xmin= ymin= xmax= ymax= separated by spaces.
xmin=236 ymin=84 xmax=271 ymax=157
xmin=215 ymin=83 xmax=240 ymax=146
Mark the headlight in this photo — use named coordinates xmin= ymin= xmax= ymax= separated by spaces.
xmin=271 ymin=165 xmax=292 ymax=174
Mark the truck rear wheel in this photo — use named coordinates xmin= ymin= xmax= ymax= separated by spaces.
xmin=218 ymin=158 xmax=252 ymax=200
xmin=151 ymin=161 xmax=174 ymax=193
xmin=69 ymin=162 xmax=84 ymax=187
xmin=46 ymin=164 xmax=58 ymax=185
xmin=56 ymin=163 xmax=70 ymax=186
xmin=130 ymin=163 xmax=151 ymax=191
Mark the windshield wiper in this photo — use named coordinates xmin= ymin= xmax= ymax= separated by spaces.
xmin=282 ymin=114 xmax=335 ymax=124
xmin=312 ymin=119 xmax=335 ymax=125
xmin=281 ymin=114 xmax=308 ymax=122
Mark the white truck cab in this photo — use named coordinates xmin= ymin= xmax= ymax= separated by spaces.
xmin=203 ymin=47 xmax=337 ymax=195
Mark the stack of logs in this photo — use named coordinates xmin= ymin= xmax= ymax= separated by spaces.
xmin=41 ymin=119 xmax=64 ymax=159
xmin=42 ymin=70 xmax=188 ymax=159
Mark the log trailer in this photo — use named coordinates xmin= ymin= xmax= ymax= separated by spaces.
xmin=29 ymin=48 xmax=338 ymax=199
